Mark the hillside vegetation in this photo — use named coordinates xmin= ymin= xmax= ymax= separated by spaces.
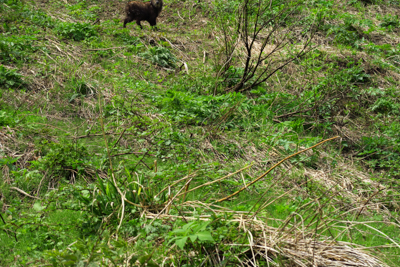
xmin=1 ymin=0 xmax=400 ymax=266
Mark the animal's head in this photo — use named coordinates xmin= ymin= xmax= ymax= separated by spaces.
xmin=151 ymin=0 xmax=163 ymax=9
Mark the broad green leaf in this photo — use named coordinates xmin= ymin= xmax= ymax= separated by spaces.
xmin=138 ymin=254 xmax=152 ymax=264
xmin=196 ymin=231 xmax=214 ymax=242
xmin=172 ymin=228 xmax=187 ymax=234
xmin=189 ymin=234 xmax=198 ymax=242
xmin=175 ymin=237 xmax=188 ymax=249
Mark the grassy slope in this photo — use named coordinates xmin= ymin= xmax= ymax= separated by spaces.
xmin=1 ymin=0 xmax=400 ymax=266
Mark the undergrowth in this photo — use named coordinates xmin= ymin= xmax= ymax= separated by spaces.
xmin=1 ymin=0 xmax=400 ymax=266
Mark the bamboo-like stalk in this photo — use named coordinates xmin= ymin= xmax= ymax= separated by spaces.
xmin=217 ymin=136 xmax=340 ymax=203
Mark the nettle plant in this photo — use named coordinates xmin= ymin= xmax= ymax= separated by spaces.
xmin=66 ymin=1 xmax=100 ymax=21
xmin=0 ymin=65 xmax=26 ymax=89
xmin=379 ymin=14 xmax=400 ymax=31
xmin=139 ymin=46 xmax=177 ymax=68
xmin=167 ymin=220 xmax=215 ymax=250
xmin=30 ymin=140 xmax=92 ymax=182
xmin=0 ymin=35 xmax=37 ymax=63
xmin=55 ymin=22 xmax=98 ymax=41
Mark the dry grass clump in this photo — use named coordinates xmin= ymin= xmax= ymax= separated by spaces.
xmin=0 ymin=127 xmax=36 ymax=171
xmin=242 ymin=217 xmax=388 ymax=267
xmin=145 ymin=210 xmax=390 ymax=267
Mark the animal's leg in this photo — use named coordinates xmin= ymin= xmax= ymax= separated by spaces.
xmin=136 ymin=20 xmax=143 ymax=29
xmin=123 ymin=17 xmax=134 ymax=28
xmin=149 ymin=20 xmax=157 ymax=30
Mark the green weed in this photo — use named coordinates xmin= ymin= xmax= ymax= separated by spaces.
xmin=0 ymin=65 xmax=26 ymax=89
xmin=1 ymin=0 xmax=400 ymax=265
xmin=0 ymin=35 xmax=37 ymax=63
xmin=167 ymin=220 xmax=215 ymax=250
xmin=55 ymin=22 xmax=98 ymax=41
xmin=379 ymin=14 xmax=400 ymax=31
xmin=30 ymin=140 xmax=93 ymax=182
xmin=139 ymin=46 xmax=177 ymax=68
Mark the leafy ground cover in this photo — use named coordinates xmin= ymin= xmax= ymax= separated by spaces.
xmin=1 ymin=0 xmax=400 ymax=266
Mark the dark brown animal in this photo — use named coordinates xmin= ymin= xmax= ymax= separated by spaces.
xmin=123 ymin=0 xmax=163 ymax=29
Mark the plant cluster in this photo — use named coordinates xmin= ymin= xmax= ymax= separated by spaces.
xmin=55 ymin=22 xmax=98 ymax=41
xmin=139 ymin=46 xmax=177 ymax=68
xmin=0 ymin=35 xmax=37 ymax=64
xmin=0 ymin=65 xmax=25 ymax=89
xmin=1 ymin=0 xmax=400 ymax=266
